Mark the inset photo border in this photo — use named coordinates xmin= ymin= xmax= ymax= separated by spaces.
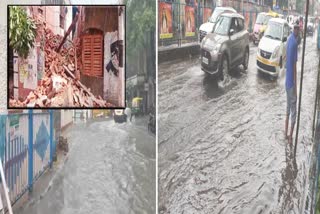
xmin=7 ymin=5 xmax=126 ymax=109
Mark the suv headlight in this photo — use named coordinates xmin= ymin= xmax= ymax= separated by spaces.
xmin=213 ymin=44 xmax=221 ymax=54
xmin=201 ymin=38 xmax=205 ymax=48
xmin=271 ymin=46 xmax=280 ymax=59
xmin=202 ymin=42 xmax=221 ymax=54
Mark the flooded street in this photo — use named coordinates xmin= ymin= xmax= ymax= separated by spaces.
xmin=159 ymin=37 xmax=318 ymax=213
xmin=17 ymin=118 xmax=156 ymax=214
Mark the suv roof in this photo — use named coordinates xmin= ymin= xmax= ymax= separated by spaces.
xmin=215 ymin=6 xmax=237 ymax=12
xmin=269 ymin=17 xmax=288 ymax=24
xmin=220 ymin=12 xmax=244 ymax=19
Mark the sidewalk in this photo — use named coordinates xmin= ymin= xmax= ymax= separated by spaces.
xmin=158 ymin=42 xmax=200 ymax=63
xmin=158 ymin=40 xmax=257 ymax=63
xmin=309 ymin=56 xmax=320 ymax=213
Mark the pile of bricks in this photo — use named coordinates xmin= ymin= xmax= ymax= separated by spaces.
xmin=9 ymin=17 xmax=113 ymax=108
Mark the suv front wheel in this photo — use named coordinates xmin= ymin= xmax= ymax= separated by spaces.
xmin=242 ymin=47 xmax=249 ymax=70
xmin=220 ymin=55 xmax=229 ymax=84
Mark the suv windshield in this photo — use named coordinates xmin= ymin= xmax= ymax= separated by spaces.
xmin=256 ymin=14 xmax=266 ymax=24
xmin=214 ymin=16 xmax=231 ymax=35
xmin=264 ymin=21 xmax=283 ymax=41
xmin=209 ymin=8 xmax=233 ymax=23
xmin=209 ymin=9 xmax=223 ymax=22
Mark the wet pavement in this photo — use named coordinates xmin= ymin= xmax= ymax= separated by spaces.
xmin=159 ymin=37 xmax=319 ymax=213
xmin=16 ymin=117 xmax=155 ymax=214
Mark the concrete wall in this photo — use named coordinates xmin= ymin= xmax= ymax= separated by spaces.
xmin=119 ymin=6 xmax=125 ymax=107
xmin=0 ymin=0 xmax=42 ymax=111
xmin=60 ymin=110 xmax=73 ymax=129
xmin=79 ymin=6 xmax=124 ymax=107
xmin=83 ymin=7 xmax=118 ymax=33
xmin=45 ymin=6 xmax=61 ymax=35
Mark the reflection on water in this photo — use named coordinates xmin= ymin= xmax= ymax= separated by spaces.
xmin=278 ymin=143 xmax=299 ymax=213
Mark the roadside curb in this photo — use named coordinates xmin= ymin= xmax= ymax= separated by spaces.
xmin=159 ymin=44 xmax=200 ymax=63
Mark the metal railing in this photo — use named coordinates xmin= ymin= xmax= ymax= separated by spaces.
xmin=0 ymin=110 xmax=54 ymax=206
xmin=158 ymin=0 xmax=270 ymax=48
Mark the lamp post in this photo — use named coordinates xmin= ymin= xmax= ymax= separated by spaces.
xmin=242 ymin=0 xmax=244 ymax=15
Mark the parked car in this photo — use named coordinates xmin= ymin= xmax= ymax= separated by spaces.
xmin=253 ymin=12 xmax=267 ymax=44
xmin=307 ymin=16 xmax=315 ymax=36
xmin=199 ymin=7 xmax=236 ymax=42
xmin=256 ymin=18 xmax=290 ymax=77
xmin=254 ymin=11 xmax=280 ymax=45
xmin=200 ymin=13 xmax=250 ymax=83
xmin=113 ymin=109 xmax=127 ymax=123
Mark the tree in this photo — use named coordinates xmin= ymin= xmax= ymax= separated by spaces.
xmin=279 ymin=0 xmax=288 ymax=9
xmin=125 ymin=0 xmax=156 ymax=57
xmin=9 ymin=6 xmax=37 ymax=59
xmin=296 ymin=0 xmax=305 ymax=14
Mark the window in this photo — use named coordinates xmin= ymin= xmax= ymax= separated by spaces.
xmin=238 ymin=18 xmax=244 ymax=31
xmin=285 ymin=25 xmax=290 ymax=37
xmin=60 ymin=15 xmax=64 ymax=29
xmin=214 ymin=16 xmax=231 ymax=35
xmin=230 ymin=18 xmax=239 ymax=33
xmin=82 ymin=34 xmax=103 ymax=77
xmin=283 ymin=25 xmax=289 ymax=39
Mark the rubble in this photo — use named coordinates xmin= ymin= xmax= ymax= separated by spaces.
xmin=9 ymin=16 xmax=114 ymax=108
xmin=58 ymin=136 xmax=69 ymax=153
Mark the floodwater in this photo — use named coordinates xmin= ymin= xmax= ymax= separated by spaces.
xmin=159 ymin=37 xmax=318 ymax=213
xmin=17 ymin=118 xmax=156 ymax=214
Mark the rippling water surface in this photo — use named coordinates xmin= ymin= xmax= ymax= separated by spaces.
xmin=159 ymin=38 xmax=318 ymax=213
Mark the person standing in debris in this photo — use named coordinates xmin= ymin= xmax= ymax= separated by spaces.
xmin=285 ymin=24 xmax=299 ymax=143
xmin=72 ymin=6 xmax=79 ymax=39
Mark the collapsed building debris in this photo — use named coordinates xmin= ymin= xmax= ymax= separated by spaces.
xmin=9 ymin=16 xmax=114 ymax=108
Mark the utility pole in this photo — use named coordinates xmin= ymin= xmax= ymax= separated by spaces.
xmin=294 ymin=0 xmax=310 ymax=157
xmin=242 ymin=0 xmax=244 ymax=15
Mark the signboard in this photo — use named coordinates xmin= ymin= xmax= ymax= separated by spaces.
xmin=13 ymin=56 xmax=18 ymax=72
xmin=24 ymin=48 xmax=37 ymax=90
xmin=9 ymin=115 xmax=19 ymax=127
xmin=203 ymin=8 xmax=212 ymax=23
xmin=159 ymin=2 xmax=173 ymax=39
xmin=185 ymin=6 xmax=195 ymax=37
xmin=19 ymin=48 xmax=37 ymax=90
xmin=19 ymin=59 xmax=28 ymax=84
xmin=14 ymin=73 xmax=18 ymax=88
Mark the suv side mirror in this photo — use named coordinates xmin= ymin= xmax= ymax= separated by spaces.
xmin=229 ymin=29 xmax=235 ymax=36
xmin=282 ymin=37 xmax=287 ymax=42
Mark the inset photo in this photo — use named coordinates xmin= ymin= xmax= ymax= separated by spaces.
xmin=8 ymin=5 xmax=125 ymax=108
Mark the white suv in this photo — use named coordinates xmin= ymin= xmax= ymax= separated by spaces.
xmin=199 ymin=7 xmax=236 ymax=42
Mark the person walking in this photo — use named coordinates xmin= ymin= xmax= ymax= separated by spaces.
xmin=125 ymin=106 xmax=132 ymax=122
xmin=285 ymin=24 xmax=299 ymax=143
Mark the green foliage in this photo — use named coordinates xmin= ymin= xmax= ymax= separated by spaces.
xmin=279 ymin=0 xmax=288 ymax=10
xmin=9 ymin=6 xmax=37 ymax=59
xmin=296 ymin=0 xmax=305 ymax=14
xmin=125 ymin=0 xmax=156 ymax=56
